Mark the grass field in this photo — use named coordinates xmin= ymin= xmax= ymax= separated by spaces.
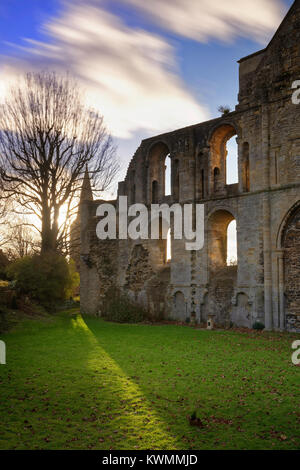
xmin=0 ymin=309 xmax=299 ymax=450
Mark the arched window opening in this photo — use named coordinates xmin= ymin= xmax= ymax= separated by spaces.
xmin=165 ymin=154 xmax=171 ymax=196
xmin=242 ymin=142 xmax=250 ymax=192
xmin=209 ymin=124 xmax=238 ymax=194
xmin=148 ymin=142 xmax=170 ymax=204
xmin=166 ymin=228 xmax=171 ymax=262
xmin=227 ymin=220 xmax=237 ymax=266
xmin=226 ymin=136 xmax=238 ymax=185
xmin=208 ymin=210 xmax=237 ymax=270
xmin=152 ymin=180 xmax=158 ymax=204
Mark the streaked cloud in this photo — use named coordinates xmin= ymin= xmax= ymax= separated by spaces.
xmin=0 ymin=0 xmax=287 ymax=139
xmin=0 ymin=2 xmax=208 ymax=138
xmin=120 ymin=0 xmax=285 ymax=44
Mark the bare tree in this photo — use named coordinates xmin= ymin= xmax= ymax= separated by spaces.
xmin=0 ymin=183 xmax=14 ymax=248
xmin=0 ymin=71 xmax=119 ymax=254
xmin=2 ymin=221 xmax=39 ymax=259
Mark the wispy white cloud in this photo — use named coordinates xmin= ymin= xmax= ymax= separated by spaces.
xmin=0 ymin=0 xmax=287 ymax=140
xmin=0 ymin=2 xmax=208 ymax=138
xmin=119 ymin=0 xmax=286 ymax=44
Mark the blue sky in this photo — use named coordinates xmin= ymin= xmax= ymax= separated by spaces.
xmin=0 ymin=0 xmax=294 ymax=191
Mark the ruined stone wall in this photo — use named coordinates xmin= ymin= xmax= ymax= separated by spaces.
xmin=80 ymin=0 xmax=300 ymax=331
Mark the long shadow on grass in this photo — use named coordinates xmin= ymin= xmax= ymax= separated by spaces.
xmin=83 ymin=315 xmax=300 ymax=450
xmin=83 ymin=316 xmax=231 ymax=450
xmin=0 ymin=313 xmax=179 ymax=450
xmin=65 ymin=315 xmax=180 ymax=450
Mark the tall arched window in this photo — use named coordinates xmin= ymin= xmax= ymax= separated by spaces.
xmin=148 ymin=142 xmax=170 ymax=204
xmin=165 ymin=154 xmax=171 ymax=196
xmin=226 ymin=136 xmax=238 ymax=184
xmin=209 ymin=125 xmax=238 ymax=195
xmin=208 ymin=210 xmax=237 ymax=270
xmin=227 ymin=220 xmax=237 ymax=266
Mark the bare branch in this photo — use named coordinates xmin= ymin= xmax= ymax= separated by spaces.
xmin=0 ymin=71 xmax=119 ymax=254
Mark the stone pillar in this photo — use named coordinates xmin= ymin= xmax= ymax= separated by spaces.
xmin=203 ymin=146 xmax=210 ymax=199
xmin=263 ymin=197 xmax=273 ymax=330
xmin=146 ymin=163 xmax=151 ymax=205
xmin=206 ymin=144 xmax=214 ymax=197
xmin=178 ymin=169 xmax=185 ymax=202
xmin=189 ymin=160 xmax=196 ymax=202
xmin=261 ymin=104 xmax=273 ymax=330
xmin=237 ymin=136 xmax=243 ymax=193
xmin=203 ymin=211 xmax=209 ymax=285
xmin=278 ymin=251 xmax=285 ymax=330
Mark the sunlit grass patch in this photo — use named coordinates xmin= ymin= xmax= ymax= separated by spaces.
xmin=0 ymin=310 xmax=299 ymax=450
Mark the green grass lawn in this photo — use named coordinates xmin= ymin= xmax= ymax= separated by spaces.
xmin=0 ymin=309 xmax=299 ymax=450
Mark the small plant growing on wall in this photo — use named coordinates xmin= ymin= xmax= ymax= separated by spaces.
xmin=218 ymin=105 xmax=231 ymax=115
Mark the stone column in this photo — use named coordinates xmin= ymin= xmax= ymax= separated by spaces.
xmin=203 ymin=211 xmax=209 ymax=285
xmin=203 ymin=146 xmax=210 ymax=199
xmin=146 ymin=163 xmax=151 ymax=205
xmin=261 ymin=103 xmax=273 ymax=330
xmin=278 ymin=251 xmax=285 ymax=330
xmin=189 ymin=159 xmax=196 ymax=202
xmin=237 ymin=135 xmax=243 ymax=193
xmin=263 ymin=198 xmax=273 ymax=330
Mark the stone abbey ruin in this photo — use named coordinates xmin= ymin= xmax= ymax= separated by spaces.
xmin=80 ymin=0 xmax=300 ymax=331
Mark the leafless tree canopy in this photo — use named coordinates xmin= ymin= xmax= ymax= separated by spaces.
xmin=1 ymin=221 xmax=38 ymax=259
xmin=0 ymin=71 xmax=119 ymax=254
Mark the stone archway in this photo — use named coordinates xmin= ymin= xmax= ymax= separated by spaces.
xmin=206 ymin=209 xmax=238 ymax=325
xmin=209 ymin=124 xmax=238 ymax=195
xmin=281 ymin=204 xmax=300 ymax=331
xmin=231 ymin=293 xmax=251 ymax=328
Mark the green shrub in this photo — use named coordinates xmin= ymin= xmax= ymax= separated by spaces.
xmin=66 ymin=259 xmax=80 ymax=299
xmin=102 ymin=288 xmax=148 ymax=323
xmin=0 ymin=280 xmax=16 ymax=309
xmin=252 ymin=321 xmax=265 ymax=330
xmin=6 ymin=253 xmax=79 ymax=310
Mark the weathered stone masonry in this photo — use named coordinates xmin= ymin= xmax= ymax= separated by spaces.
xmin=80 ymin=1 xmax=300 ymax=331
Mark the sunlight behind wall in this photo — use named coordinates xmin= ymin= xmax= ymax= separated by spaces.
xmin=165 ymin=154 xmax=171 ymax=196
xmin=227 ymin=220 xmax=237 ymax=265
xmin=166 ymin=228 xmax=171 ymax=261
xmin=226 ymin=137 xmax=238 ymax=185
